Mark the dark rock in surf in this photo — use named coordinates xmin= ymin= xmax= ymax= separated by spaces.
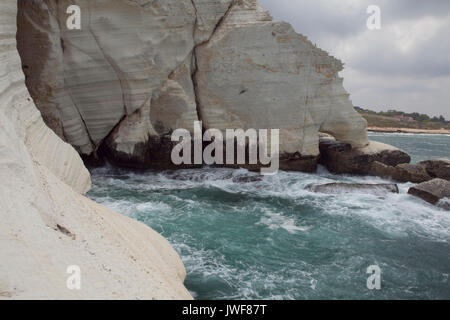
xmin=305 ymin=183 xmax=399 ymax=196
xmin=418 ymin=159 xmax=450 ymax=181
xmin=319 ymin=138 xmax=410 ymax=176
xmin=391 ymin=163 xmax=433 ymax=183
xmin=279 ymin=154 xmax=318 ymax=173
xmin=232 ymin=175 xmax=263 ymax=183
xmin=408 ymin=178 xmax=450 ymax=209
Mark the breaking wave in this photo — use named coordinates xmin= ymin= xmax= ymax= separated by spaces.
xmin=87 ymin=133 xmax=450 ymax=299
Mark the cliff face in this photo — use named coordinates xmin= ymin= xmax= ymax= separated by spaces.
xmin=17 ymin=0 xmax=368 ymax=169
xmin=1 ymin=0 xmax=191 ymax=299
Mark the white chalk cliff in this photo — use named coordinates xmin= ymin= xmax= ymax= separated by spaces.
xmin=1 ymin=0 xmax=191 ymax=299
xmin=17 ymin=0 xmax=369 ymax=169
xmin=1 ymin=0 xmax=412 ymax=300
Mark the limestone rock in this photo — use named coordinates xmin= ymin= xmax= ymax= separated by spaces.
xmin=319 ymin=138 xmax=411 ymax=175
xmin=151 ymin=59 xmax=199 ymax=136
xmin=391 ymin=163 xmax=433 ymax=183
xmin=418 ymin=159 xmax=450 ymax=181
xmin=18 ymin=0 xmax=198 ymax=156
xmin=195 ymin=0 xmax=368 ymax=160
xmin=370 ymin=159 xmax=450 ymax=184
xmin=306 ymin=183 xmax=399 ymax=196
xmin=17 ymin=0 xmax=370 ymax=171
xmin=366 ymin=161 xmax=397 ymax=179
xmin=342 ymin=158 xmax=439 ymax=184
xmin=279 ymin=155 xmax=319 ymax=173
xmin=1 ymin=0 xmax=191 ymax=299
xmin=408 ymin=179 xmax=450 ymax=209
xmin=192 ymin=0 xmax=234 ymax=43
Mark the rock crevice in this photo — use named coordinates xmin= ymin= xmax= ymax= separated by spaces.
xmin=190 ymin=0 xmax=236 ymax=127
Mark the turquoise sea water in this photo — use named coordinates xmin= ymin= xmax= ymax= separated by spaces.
xmin=88 ymin=133 xmax=450 ymax=299
xmin=368 ymin=132 xmax=450 ymax=163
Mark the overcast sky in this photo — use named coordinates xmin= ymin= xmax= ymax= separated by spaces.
xmin=259 ymin=0 xmax=450 ymax=118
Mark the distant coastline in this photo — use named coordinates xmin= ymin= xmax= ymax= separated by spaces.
xmin=355 ymin=107 xmax=450 ymax=135
xmin=368 ymin=126 xmax=450 ymax=135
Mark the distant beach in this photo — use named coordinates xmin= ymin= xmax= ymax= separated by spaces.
xmin=368 ymin=126 xmax=450 ymax=135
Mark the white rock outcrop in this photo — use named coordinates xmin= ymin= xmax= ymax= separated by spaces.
xmin=17 ymin=0 xmax=369 ymax=170
xmin=1 ymin=0 xmax=191 ymax=299
xmin=195 ymin=0 xmax=368 ymax=157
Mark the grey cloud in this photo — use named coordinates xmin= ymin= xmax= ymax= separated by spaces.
xmin=260 ymin=0 xmax=450 ymax=39
xmin=351 ymin=27 xmax=450 ymax=78
xmin=258 ymin=0 xmax=450 ymax=118
xmin=260 ymin=0 xmax=366 ymax=39
xmin=387 ymin=0 xmax=450 ymax=20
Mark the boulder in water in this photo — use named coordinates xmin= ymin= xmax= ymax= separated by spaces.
xmin=319 ymin=138 xmax=411 ymax=176
xmin=366 ymin=161 xmax=397 ymax=179
xmin=279 ymin=154 xmax=319 ymax=173
xmin=306 ymin=183 xmax=399 ymax=196
xmin=391 ymin=163 xmax=433 ymax=183
xmin=408 ymin=179 xmax=450 ymax=209
xmin=232 ymin=175 xmax=263 ymax=183
xmin=418 ymin=159 xmax=450 ymax=181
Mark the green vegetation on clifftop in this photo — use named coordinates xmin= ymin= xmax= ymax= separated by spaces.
xmin=355 ymin=107 xmax=450 ymax=130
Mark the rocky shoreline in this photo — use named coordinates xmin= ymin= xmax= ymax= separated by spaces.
xmin=317 ymin=135 xmax=450 ymax=209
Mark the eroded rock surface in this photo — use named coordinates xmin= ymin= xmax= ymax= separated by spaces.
xmin=418 ymin=159 xmax=450 ymax=181
xmin=319 ymin=137 xmax=411 ymax=176
xmin=195 ymin=0 xmax=368 ymax=158
xmin=1 ymin=0 xmax=191 ymax=299
xmin=17 ymin=0 xmax=369 ymax=170
xmin=391 ymin=163 xmax=433 ymax=183
xmin=340 ymin=156 xmax=450 ymax=184
xmin=408 ymin=179 xmax=450 ymax=210
xmin=306 ymin=183 xmax=399 ymax=196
